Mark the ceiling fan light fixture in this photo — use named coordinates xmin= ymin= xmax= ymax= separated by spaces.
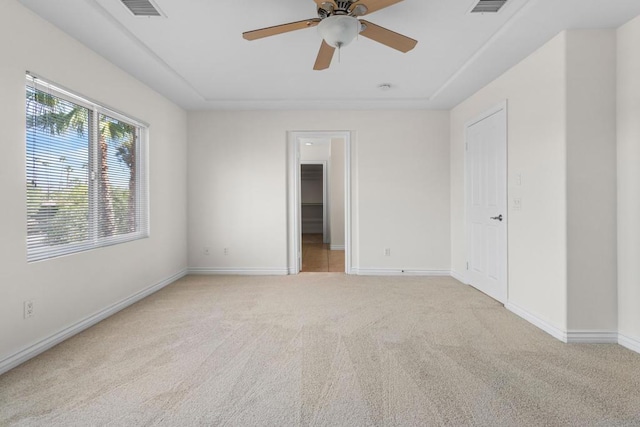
xmin=317 ymin=15 xmax=360 ymax=48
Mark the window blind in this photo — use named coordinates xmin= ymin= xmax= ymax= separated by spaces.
xmin=26 ymin=74 xmax=148 ymax=262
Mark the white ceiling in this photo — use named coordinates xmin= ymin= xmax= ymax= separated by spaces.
xmin=19 ymin=0 xmax=640 ymax=111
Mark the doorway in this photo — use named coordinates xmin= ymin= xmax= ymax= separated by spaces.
xmin=300 ymin=163 xmax=327 ymax=241
xmin=465 ymin=102 xmax=508 ymax=303
xmin=288 ymin=131 xmax=352 ymax=274
xmin=300 ymin=162 xmax=344 ymax=272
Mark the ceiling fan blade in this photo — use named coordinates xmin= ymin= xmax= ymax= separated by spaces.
xmin=352 ymin=0 xmax=403 ymax=15
xmin=243 ymin=18 xmax=321 ymax=41
xmin=313 ymin=41 xmax=336 ymax=70
xmin=359 ymin=20 xmax=417 ymax=53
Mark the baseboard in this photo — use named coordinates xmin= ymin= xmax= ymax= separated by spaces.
xmin=450 ymin=270 xmax=467 ymax=284
xmin=505 ymin=302 xmax=568 ymax=343
xmin=566 ymin=331 xmax=618 ymax=344
xmin=330 ymin=245 xmax=345 ymax=251
xmin=353 ymin=268 xmax=450 ymax=276
xmin=188 ymin=267 xmax=288 ymax=276
xmin=619 ymin=334 xmax=640 ymax=354
xmin=0 ymin=268 xmax=188 ymax=376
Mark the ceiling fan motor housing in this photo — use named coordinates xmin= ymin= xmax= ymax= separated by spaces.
xmin=318 ymin=8 xmax=331 ymax=19
xmin=335 ymin=1 xmax=353 ymax=13
xmin=318 ymin=0 xmax=360 ymax=19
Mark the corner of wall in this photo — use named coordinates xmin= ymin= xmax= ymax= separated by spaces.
xmin=565 ymin=29 xmax=618 ymax=333
xmin=616 ymin=14 xmax=640 ymax=344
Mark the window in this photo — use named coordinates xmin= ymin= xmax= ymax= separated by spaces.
xmin=25 ymin=74 xmax=148 ymax=262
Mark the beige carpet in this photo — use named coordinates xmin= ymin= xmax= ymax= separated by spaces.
xmin=1 ymin=274 xmax=640 ymax=426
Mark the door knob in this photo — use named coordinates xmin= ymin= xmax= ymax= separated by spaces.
xmin=490 ymin=214 xmax=503 ymax=222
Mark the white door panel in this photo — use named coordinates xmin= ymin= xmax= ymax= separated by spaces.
xmin=466 ymin=106 xmax=508 ymax=303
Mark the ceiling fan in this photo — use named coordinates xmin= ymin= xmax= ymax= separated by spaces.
xmin=242 ymin=0 xmax=418 ymax=70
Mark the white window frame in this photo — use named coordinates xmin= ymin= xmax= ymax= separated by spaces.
xmin=25 ymin=73 xmax=149 ymax=262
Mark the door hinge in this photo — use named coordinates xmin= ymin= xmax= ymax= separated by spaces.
xmin=466 ymin=262 xmax=469 ymax=270
xmin=465 ymin=142 xmax=468 ymax=151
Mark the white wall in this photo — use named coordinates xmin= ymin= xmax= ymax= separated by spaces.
xmin=617 ymin=15 xmax=640 ymax=348
xmin=300 ymin=142 xmax=330 ymax=162
xmin=451 ymin=30 xmax=619 ymax=337
xmin=330 ymin=138 xmax=345 ymax=249
xmin=451 ymin=33 xmax=568 ymax=330
xmin=187 ymin=110 xmax=450 ymax=274
xmin=565 ymin=30 xmax=617 ymax=333
xmin=0 ymin=1 xmax=188 ymax=370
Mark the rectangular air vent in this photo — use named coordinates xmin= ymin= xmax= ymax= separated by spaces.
xmin=121 ymin=0 xmax=163 ymax=17
xmin=470 ymin=0 xmax=508 ymax=13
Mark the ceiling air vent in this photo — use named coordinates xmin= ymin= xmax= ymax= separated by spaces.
xmin=121 ymin=0 xmax=163 ymax=17
xmin=470 ymin=0 xmax=508 ymax=13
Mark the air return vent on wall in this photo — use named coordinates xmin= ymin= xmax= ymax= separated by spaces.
xmin=121 ymin=0 xmax=163 ymax=17
xmin=470 ymin=0 xmax=508 ymax=13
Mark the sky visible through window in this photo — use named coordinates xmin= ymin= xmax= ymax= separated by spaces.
xmin=26 ymin=120 xmax=132 ymax=194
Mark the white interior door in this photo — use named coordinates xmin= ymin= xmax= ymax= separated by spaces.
xmin=466 ymin=105 xmax=508 ymax=303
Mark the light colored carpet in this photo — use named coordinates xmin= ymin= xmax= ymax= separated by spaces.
xmin=1 ymin=274 xmax=639 ymax=426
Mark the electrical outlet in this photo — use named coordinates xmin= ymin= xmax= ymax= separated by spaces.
xmin=384 ymin=248 xmax=391 ymax=256
xmin=513 ymin=198 xmax=522 ymax=211
xmin=204 ymin=247 xmax=210 ymax=255
xmin=223 ymin=248 xmax=230 ymax=256
xmin=24 ymin=300 xmax=34 ymax=319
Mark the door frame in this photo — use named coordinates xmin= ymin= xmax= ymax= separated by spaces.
xmin=300 ymin=161 xmax=329 ymax=243
xmin=288 ymin=131 xmax=352 ymax=274
xmin=464 ymin=101 xmax=508 ymax=302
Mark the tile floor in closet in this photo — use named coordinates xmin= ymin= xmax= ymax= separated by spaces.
xmin=301 ymin=234 xmax=345 ymax=273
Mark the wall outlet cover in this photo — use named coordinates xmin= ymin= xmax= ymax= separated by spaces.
xmin=24 ymin=300 xmax=34 ymax=319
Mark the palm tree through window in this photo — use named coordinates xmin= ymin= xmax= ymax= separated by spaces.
xmin=25 ymin=74 xmax=148 ymax=262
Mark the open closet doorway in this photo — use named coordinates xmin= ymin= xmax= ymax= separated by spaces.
xmin=300 ymin=158 xmax=343 ymax=271
xmin=300 ymin=163 xmax=327 ymax=245
xmin=288 ymin=131 xmax=352 ymax=274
